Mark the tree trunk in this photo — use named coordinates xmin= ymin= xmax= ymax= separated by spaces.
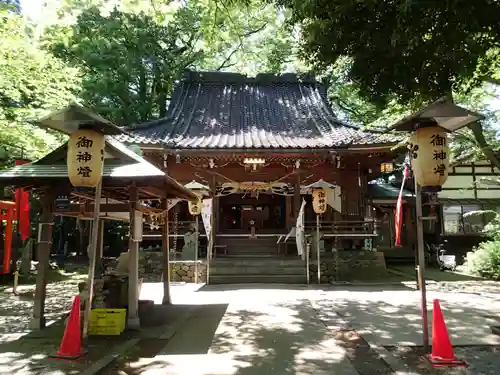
xmin=469 ymin=121 xmax=500 ymax=170
xmin=446 ymin=91 xmax=500 ymax=169
xmin=20 ymin=238 xmax=33 ymax=274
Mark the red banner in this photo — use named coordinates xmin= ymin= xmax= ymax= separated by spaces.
xmin=15 ymin=159 xmax=30 ymax=241
xmin=395 ymin=166 xmax=409 ymax=247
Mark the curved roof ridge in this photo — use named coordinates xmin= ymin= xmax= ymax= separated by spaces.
xmin=182 ymin=70 xmax=318 ymax=85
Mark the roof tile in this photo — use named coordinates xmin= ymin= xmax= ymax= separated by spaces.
xmin=120 ymin=71 xmax=401 ymax=149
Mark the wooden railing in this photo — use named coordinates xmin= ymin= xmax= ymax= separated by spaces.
xmin=142 ymin=219 xmax=380 ymax=238
xmin=304 ymin=219 xmax=378 ymax=237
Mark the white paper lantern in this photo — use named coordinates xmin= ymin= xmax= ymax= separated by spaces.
xmin=67 ymin=129 xmax=105 ymax=187
xmin=188 ymin=197 xmax=202 ymax=216
xmin=312 ymin=188 xmax=327 ymax=214
xmin=410 ymin=126 xmax=450 ymax=189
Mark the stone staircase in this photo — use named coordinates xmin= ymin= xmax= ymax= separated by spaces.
xmin=214 ymin=236 xmax=281 ymax=258
xmin=209 ymin=258 xmax=307 ymax=284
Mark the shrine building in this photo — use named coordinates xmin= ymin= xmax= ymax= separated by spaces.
xmin=115 ymin=70 xmax=405 ymax=283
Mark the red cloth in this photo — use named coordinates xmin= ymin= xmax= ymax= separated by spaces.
xmin=15 ymin=160 xmax=30 ymax=241
xmin=394 ymin=166 xmax=409 ymax=247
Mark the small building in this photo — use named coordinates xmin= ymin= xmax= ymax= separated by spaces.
xmin=438 ymin=153 xmax=500 ymax=259
xmin=117 ymin=70 xmax=403 ymax=283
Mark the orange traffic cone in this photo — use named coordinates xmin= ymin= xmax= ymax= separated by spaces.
xmin=50 ymin=296 xmax=86 ymax=361
xmin=428 ymin=299 xmax=466 ymax=368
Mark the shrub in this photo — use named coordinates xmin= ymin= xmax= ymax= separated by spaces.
xmin=461 ymin=210 xmax=500 ymax=279
xmin=463 ymin=239 xmax=500 ymax=279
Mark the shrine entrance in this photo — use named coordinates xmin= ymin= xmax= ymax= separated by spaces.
xmin=219 ymin=194 xmax=287 ymax=234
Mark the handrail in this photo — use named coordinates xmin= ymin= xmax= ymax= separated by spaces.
xmin=143 ymin=232 xmax=379 ymax=238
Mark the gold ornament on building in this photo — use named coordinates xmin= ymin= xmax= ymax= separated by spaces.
xmin=409 ymin=127 xmax=450 ymax=189
xmin=380 ymin=162 xmax=394 ymax=173
xmin=188 ymin=197 xmax=202 ymax=215
xmin=312 ymin=188 xmax=327 ymax=214
xmin=67 ymin=129 xmax=105 ymax=187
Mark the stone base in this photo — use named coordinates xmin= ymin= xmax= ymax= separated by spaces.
xmin=170 ymin=261 xmax=207 ymax=283
xmin=127 ymin=315 xmax=141 ymax=330
xmin=107 ymin=252 xmax=208 ymax=284
xmin=309 ymin=250 xmax=387 ymax=283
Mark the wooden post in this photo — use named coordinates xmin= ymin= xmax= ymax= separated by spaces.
xmin=195 ymin=215 xmax=199 ymax=284
xmin=316 ymin=214 xmax=321 ymax=284
xmin=82 ymin=178 xmax=102 ymax=339
xmin=293 ymin=173 xmax=301 ymax=220
xmin=210 ymin=175 xmax=217 ymax=249
xmin=415 ymin=178 xmax=429 ymax=352
xmin=285 ymin=195 xmax=293 ymax=229
xmin=161 ymin=198 xmax=171 ymax=305
xmin=127 ymin=185 xmax=140 ymax=329
xmin=94 ymin=219 xmax=105 ymax=275
xmin=29 ymin=188 xmax=54 ymax=329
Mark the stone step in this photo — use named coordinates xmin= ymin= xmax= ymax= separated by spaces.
xmin=209 ymin=274 xmax=307 ymax=284
xmin=210 ymin=266 xmax=306 ymax=275
xmin=211 ymin=259 xmax=304 ymax=266
xmin=217 ymin=238 xmax=280 ymax=245
xmin=223 ymin=245 xmax=278 ymax=251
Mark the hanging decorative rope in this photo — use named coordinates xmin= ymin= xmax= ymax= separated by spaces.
xmin=149 ymin=213 xmax=160 ymax=230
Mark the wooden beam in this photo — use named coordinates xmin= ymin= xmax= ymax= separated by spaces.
xmin=138 ymin=186 xmax=165 ymax=198
xmin=54 ymin=203 xmax=130 ymax=214
xmin=127 ymin=184 xmax=140 ymax=329
xmin=161 ymin=198 xmax=171 ymax=305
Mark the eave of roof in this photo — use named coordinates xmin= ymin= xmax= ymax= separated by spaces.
xmin=0 ymin=139 xmax=198 ymax=201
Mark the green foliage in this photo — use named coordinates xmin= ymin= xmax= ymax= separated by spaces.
xmin=51 ymin=6 xmax=204 ymax=124
xmin=461 ymin=211 xmax=500 ymax=279
xmin=45 ymin=1 xmax=301 ymax=125
xmin=0 ymin=8 xmax=79 ymax=166
xmin=276 ymin=0 xmax=500 ymax=106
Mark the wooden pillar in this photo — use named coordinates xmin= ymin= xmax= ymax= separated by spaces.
xmin=210 ymin=175 xmax=218 ymax=246
xmin=405 ymin=203 xmax=417 ymax=249
xmin=127 ymin=185 xmax=140 ymax=329
xmin=293 ymin=173 xmax=301 ymax=220
xmin=30 ymin=188 xmax=54 ymax=329
xmin=94 ymin=219 xmax=105 ymax=275
xmin=285 ymin=195 xmax=293 ymax=229
xmin=161 ymin=198 xmax=171 ymax=305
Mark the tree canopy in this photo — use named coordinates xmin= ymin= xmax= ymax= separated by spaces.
xmin=0 ymin=7 xmax=79 ymax=166
xmin=277 ymin=0 xmax=500 ymax=106
xmin=0 ymin=0 xmax=498 ymax=167
xmin=267 ymin=0 xmax=500 ymax=164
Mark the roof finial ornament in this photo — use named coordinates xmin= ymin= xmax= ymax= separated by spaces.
xmin=176 ymin=154 xmax=181 ymax=164
xmin=209 ymin=158 xmax=215 ymax=169
xmin=163 ymin=154 xmax=168 ymax=169
xmin=295 ymin=160 xmax=300 ymax=169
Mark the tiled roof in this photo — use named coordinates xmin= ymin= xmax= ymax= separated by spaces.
xmin=367 ymin=183 xmax=413 ymax=200
xmin=116 ymin=71 xmax=401 ymax=149
xmin=0 ymin=139 xmax=198 ymax=200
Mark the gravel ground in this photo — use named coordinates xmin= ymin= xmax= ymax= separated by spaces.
xmin=0 ymin=273 xmax=86 ymax=343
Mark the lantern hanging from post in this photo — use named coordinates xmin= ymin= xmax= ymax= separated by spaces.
xmin=409 ymin=126 xmax=450 ymax=190
xmin=312 ymin=188 xmax=327 ymax=214
xmin=188 ymin=197 xmax=202 ymax=216
xmin=67 ymin=129 xmax=105 ymax=187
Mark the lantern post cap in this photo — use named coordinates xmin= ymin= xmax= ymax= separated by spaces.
xmin=35 ymin=103 xmax=124 ymax=135
xmin=304 ymin=179 xmax=337 ymax=190
xmin=388 ymin=97 xmax=484 ymax=133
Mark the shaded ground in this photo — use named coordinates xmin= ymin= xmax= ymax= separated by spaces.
xmin=387 ymin=346 xmax=500 ymax=375
xmin=0 ymin=271 xmax=86 ymax=343
xmin=3 ymin=276 xmax=500 ymax=374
